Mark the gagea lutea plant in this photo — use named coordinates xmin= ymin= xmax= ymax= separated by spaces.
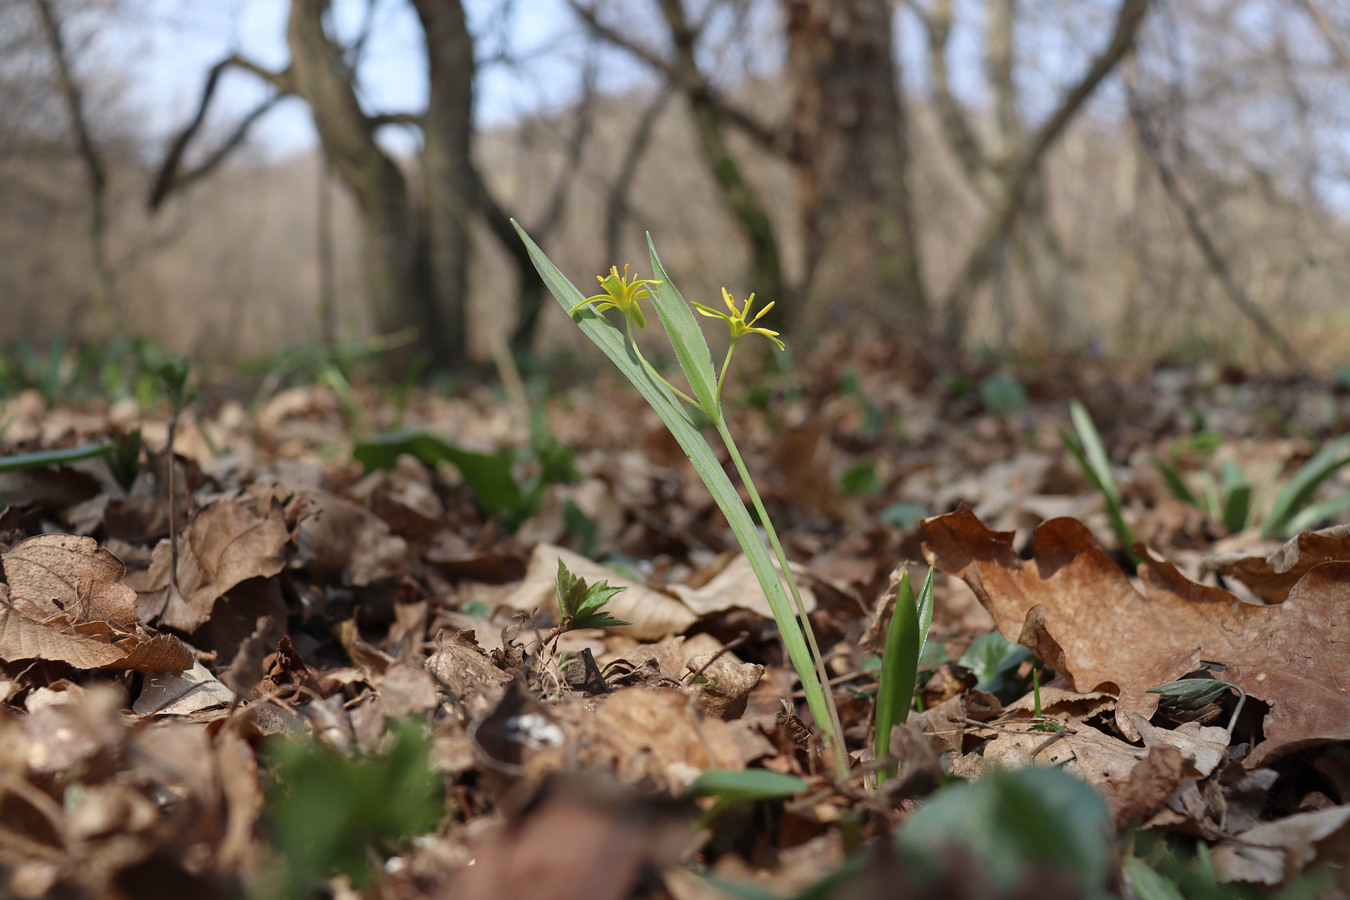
xmin=514 ymin=222 xmax=849 ymax=779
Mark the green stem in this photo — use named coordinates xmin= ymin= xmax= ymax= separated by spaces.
xmin=714 ymin=416 xmax=849 ymax=779
xmin=628 ymin=320 xmax=704 ymax=412
xmin=717 ymin=342 xmax=736 ymax=407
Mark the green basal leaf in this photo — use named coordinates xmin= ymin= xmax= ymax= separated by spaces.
xmin=960 ymin=630 xmax=1032 ymax=694
xmin=647 ymin=236 xmax=721 ymax=416
xmin=1070 ymin=399 xmax=1119 ymax=505
xmin=1123 ymin=856 xmax=1187 ymax=900
xmin=1264 ymin=435 xmax=1350 ymax=538
xmin=686 ymin=768 xmax=807 ymax=802
xmin=353 ymin=430 xmax=528 ymax=525
xmin=1151 ymin=458 xmax=1198 ymax=507
xmin=0 ymin=441 xmax=112 ymax=474
xmin=516 ymin=222 xmax=844 ymax=777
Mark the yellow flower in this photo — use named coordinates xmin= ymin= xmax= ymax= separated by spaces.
xmin=692 ymin=288 xmax=785 ymax=350
xmin=568 ymin=264 xmax=662 ymax=329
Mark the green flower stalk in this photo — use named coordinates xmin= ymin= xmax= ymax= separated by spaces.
xmin=514 ymin=222 xmax=849 ymax=780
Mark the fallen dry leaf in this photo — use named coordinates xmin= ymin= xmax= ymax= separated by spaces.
xmin=0 ymin=605 xmax=192 ymax=673
xmin=1210 ymin=804 xmax=1350 ymax=885
xmin=1206 ymin=523 xmax=1350 ymax=604
xmin=922 ymin=508 xmax=1350 ymax=766
xmin=3 ymin=534 xmax=139 ymax=629
xmin=143 ymin=496 xmax=290 ymax=632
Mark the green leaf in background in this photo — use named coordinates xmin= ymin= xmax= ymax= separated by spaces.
xmin=838 ymin=459 xmax=882 ymax=496
xmin=0 ymin=441 xmax=113 ymax=474
xmin=880 ymin=501 xmax=929 ymax=529
xmin=353 ymin=430 xmax=529 ymax=525
xmin=1062 ymin=399 xmax=1137 ymax=562
xmin=959 ymin=630 xmax=1032 ymax=694
xmin=1218 ymin=459 xmax=1253 ymax=533
xmin=896 ymin=766 xmax=1110 ymax=897
xmin=1123 ymin=856 xmax=1187 ymax=900
xmin=978 ymin=374 xmax=1029 ymax=416
xmin=1263 ymin=435 xmax=1350 ymax=538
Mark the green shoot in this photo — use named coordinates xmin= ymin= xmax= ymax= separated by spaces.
xmin=874 ymin=568 xmax=934 ymax=784
xmin=1061 ymin=399 xmax=1138 ymax=563
xmin=555 ymin=557 xmax=630 ymax=630
xmin=1262 ymin=435 xmax=1350 ymax=537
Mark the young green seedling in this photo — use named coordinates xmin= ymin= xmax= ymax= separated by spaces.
xmin=515 ymin=222 xmax=849 ymax=779
xmin=874 ymin=568 xmax=933 ymax=785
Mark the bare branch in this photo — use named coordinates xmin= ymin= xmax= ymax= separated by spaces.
xmin=1294 ymin=0 xmax=1350 ymax=68
xmin=941 ymin=0 xmax=1153 ymax=340
xmin=534 ymin=52 xmax=599 ymax=238
xmin=907 ymin=0 xmax=989 ymax=184
xmin=566 ymin=0 xmax=783 ymax=154
xmin=605 ymin=84 xmax=675 ymax=264
xmin=149 ymin=55 xmax=291 ymax=211
xmin=1128 ymin=89 xmax=1301 ymax=367
xmin=369 ymin=111 xmax=423 ymax=129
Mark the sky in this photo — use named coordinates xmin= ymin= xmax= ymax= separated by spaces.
xmin=123 ymin=0 xmax=608 ymax=160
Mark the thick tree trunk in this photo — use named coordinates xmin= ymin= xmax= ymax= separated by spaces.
xmin=413 ymin=0 xmax=473 ymax=364
xmin=784 ymin=0 xmax=929 ymax=335
xmin=286 ymin=0 xmax=437 ymax=367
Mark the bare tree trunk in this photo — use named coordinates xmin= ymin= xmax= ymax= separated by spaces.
xmin=784 ymin=0 xmax=929 ymax=336
xmin=412 ymin=0 xmax=474 ymax=364
xmin=31 ymin=0 xmax=114 ymax=330
xmin=286 ymin=0 xmax=436 ymax=366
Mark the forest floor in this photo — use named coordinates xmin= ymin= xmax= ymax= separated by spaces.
xmin=0 ymin=337 xmax=1348 ymax=900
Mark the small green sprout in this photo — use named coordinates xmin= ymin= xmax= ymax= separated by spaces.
xmin=568 ymin=263 xmax=661 ymax=330
xmin=555 ymin=558 xmax=631 ymax=630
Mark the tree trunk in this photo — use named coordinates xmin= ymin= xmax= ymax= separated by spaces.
xmin=784 ymin=0 xmax=929 ymax=336
xmin=412 ymin=0 xmax=473 ymax=364
xmin=286 ymin=0 xmax=437 ymax=367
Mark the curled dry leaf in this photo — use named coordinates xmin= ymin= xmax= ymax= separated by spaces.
xmin=922 ymin=508 xmax=1350 ymax=766
xmin=684 ymin=652 xmax=763 ymax=719
xmin=1210 ymin=804 xmax=1350 ymax=885
xmin=1206 ymin=522 xmax=1350 ymax=605
xmin=144 ymin=497 xmax=291 ymax=632
xmin=669 ymin=553 xmax=817 ymax=620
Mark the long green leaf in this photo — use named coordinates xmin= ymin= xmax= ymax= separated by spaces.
xmin=1069 ymin=400 xmax=1119 ymax=505
xmin=875 ymin=571 xmax=921 ymax=783
xmin=0 ymin=442 xmax=111 ymax=474
xmin=646 ymin=237 xmax=720 ymax=416
xmin=1263 ymin=435 xmax=1350 ymax=538
xmin=514 ymin=222 xmax=843 ymax=775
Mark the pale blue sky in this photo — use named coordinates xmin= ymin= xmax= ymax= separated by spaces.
xmin=123 ymin=0 xmax=611 ymax=159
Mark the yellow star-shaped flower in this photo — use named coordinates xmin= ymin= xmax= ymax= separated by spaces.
xmin=692 ymin=288 xmax=785 ymax=350
xmin=568 ymin=264 xmax=662 ymax=329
